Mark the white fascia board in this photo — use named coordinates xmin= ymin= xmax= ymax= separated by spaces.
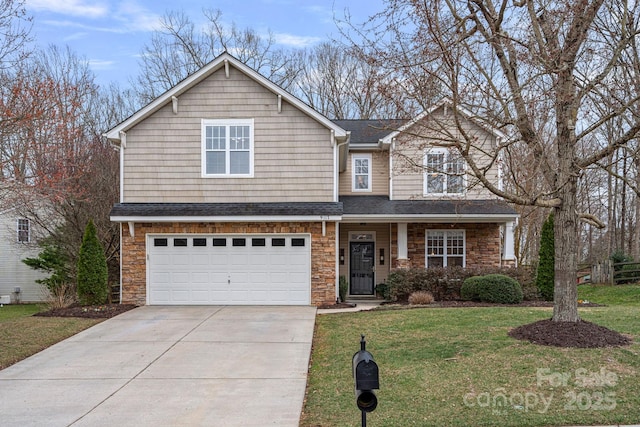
xmin=110 ymin=215 xmax=343 ymax=223
xmin=341 ymin=214 xmax=519 ymax=223
xmin=106 ymin=52 xmax=348 ymax=142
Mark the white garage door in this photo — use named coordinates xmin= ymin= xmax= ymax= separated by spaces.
xmin=147 ymin=234 xmax=311 ymax=305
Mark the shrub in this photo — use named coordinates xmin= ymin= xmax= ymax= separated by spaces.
xmin=376 ymin=282 xmax=390 ymax=300
xmin=23 ymin=239 xmax=76 ymax=308
xmin=77 ymin=219 xmax=109 ymax=306
xmin=536 ymin=212 xmax=555 ymax=301
xmin=338 ymin=276 xmax=348 ymax=302
xmin=408 ymin=291 xmax=435 ymax=305
xmin=385 ymin=266 xmax=533 ymax=302
xmin=461 ymin=274 xmax=523 ymax=304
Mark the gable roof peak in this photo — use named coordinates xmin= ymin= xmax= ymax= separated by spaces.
xmin=105 ymin=52 xmax=347 ymax=142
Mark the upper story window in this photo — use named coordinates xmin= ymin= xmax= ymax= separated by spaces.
xmin=424 ymin=148 xmax=465 ymax=195
xmin=17 ymin=219 xmax=30 ymax=243
xmin=352 ymin=154 xmax=372 ymax=192
xmin=202 ymin=119 xmax=254 ymax=177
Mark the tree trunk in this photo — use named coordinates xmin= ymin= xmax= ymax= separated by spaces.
xmin=553 ymin=177 xmax=581 ymax=322
xmin=634 ymin=153 xmax=640 ymax=261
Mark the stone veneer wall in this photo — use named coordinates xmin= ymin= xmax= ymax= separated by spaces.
xmin=120 ymin=221 xmax=336 ymax=306
xmin=391 ymin=223 xmax=502 ymax=268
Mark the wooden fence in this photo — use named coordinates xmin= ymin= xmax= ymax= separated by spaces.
xmin=590 ymin=260 xmax=640 ymax=285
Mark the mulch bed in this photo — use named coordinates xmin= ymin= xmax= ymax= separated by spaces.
xmin=34 ymin=304 xmax=138 ymax=319
xmin=317 ymin=302 xmax=357 ymax=309
xmin=509 ymin=319 xmax=632 ymax=348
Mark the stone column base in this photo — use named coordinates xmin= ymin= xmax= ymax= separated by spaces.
xmin=394 ymin=258 xmax=411 ymax=269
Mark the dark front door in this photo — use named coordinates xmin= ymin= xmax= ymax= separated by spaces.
xmin=350 ymin=242 xmax=375 ymax=295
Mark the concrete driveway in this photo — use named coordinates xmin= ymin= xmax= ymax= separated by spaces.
xmin=0 ymin=306 xmax=316 ymax=426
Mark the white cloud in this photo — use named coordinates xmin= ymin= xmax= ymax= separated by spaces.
xmin=304 ymin=5 xmax=334 ymax=24
xmin=63 ymin=31 xmax=89 ymax=41
xmin=88 ymin=59 xmax=116 ymax=70
xmin=27 ymin=0 xmax=109 ymax=18
xmin=114 ymin=1 xmax=162 ymax=32
xmin=274 ymin=33 xmax=323 ymax=48
xmin=29 ymin=1 xmax=161 ymax=33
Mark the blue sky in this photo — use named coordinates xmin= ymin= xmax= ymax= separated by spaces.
xmin=24 ymin=0 xmax=384 ymax=88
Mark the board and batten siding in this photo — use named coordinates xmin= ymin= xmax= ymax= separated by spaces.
xmin=338 ymin=151 xmax=389 ymax=196
xmin=391 ymin=107 xmax=499 ymax=200
xmin=122 ymin=66 xmax=335 ymax=203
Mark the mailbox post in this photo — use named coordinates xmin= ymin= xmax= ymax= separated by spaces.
xmin=352 ymin=335 xmax=379 ymax=426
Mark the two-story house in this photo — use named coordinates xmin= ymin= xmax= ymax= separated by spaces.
xmin=107 ymin=53 xmax=517 ymax=307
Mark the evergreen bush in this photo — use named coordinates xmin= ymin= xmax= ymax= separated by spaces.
xmin=385 ymin=266 xmax=533 ymax=302
xmin=23 ymin=239 xmax=76 ymax=308
xmin=338 ymin=276 xmax=348 ymax=302
xmin=461 ymin=274 xmax=523 ymax=304
xmin=76 ymin=219 xmax=108 ymax=305
xmin=536 ymin=212 xmax=555 ymax=301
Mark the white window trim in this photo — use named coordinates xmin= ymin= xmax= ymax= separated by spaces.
xmin=425 ymin=229 xmax=466 ymax=268
xmin=17 ymin=218 xmax=30 ymax=243
xmin=352 ymin=153 xmax=372 ymax=192
xmin=423 ymin=148 xmax=466 ymax=196
xmin=201 ymin=118 xmax=254 ymax=178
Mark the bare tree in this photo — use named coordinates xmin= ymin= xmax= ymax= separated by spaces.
xmin=345 ymin=0 xmax=640 ymax=323
xmin=134 ymin=9 xmax=299 ymax=104
xmin=1 ymin=45 xmax=122 ymax=286
xmin=0 ymin=0 xmax=31 ymax=69
xmin=292 ymin=42 xmax=406 ymax=119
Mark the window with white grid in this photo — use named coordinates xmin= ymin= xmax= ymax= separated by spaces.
xmin=202 ymin=119 xmax=253 ymax=177
xmin=426 ymin=229 xmax=465 ymax=267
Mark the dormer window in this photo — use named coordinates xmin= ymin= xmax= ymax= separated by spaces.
xmin=352 ymin=154 xmax=372 ymax=192
xmin=424 ymin=148 xmax=465 ymax=195
xmin=202 ymin=119 xmax=254 ymax=177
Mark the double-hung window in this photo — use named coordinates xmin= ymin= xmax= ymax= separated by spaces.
xmin=352 ymin=154 xmax=372 ymax=192
xmin=424 ymin=148 xmax=465 ymax=195
xmin=17 ymin=219 xmax=30 ymax=243
xmin=202 ymin=119 xmax=254 ymax=177
xmin=426 ymin=230 xmax=465 ymax=267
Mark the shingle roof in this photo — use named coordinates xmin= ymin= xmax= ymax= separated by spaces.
xmin=332 ymin=120 xmax=406 ymax=144
xmin=340 ymin=196 xmax=517 ymax=217
xmin=110 ymin=202 xmax=343 ymax=218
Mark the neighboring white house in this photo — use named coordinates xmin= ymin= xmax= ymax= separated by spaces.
xmin=0 ymin=207 xmax=46 ymax=303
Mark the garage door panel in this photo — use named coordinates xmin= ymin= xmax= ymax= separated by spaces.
xmin=210 ymin=254 xmax=229 ymax=267
xmin=192 ymin=254 xmax=210 ymax=266
xmin=148 ymin=234 xmax=311 ymax=305
xmin=172 ymin=254 xmax=191 ymax=266
xmin=191 ymin=290 xmax=210 ymax=303
xmin=191 ymin=272 xmax=210 ymax=284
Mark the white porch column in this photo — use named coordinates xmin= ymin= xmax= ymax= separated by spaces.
xmin=397 ymin=222 xmax=409 ymax=268
xmin=502 ymin=221 xmax=517 ymax=265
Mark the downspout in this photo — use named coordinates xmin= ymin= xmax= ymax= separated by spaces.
xmin=333 ymin=132 xmax=351 ymax=202
xmin=334 ymin=130 xmax=350 ymax=302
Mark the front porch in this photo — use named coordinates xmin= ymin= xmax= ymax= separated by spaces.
xmin=337 ymin=221 xmax=515 ymax=299
xmin=336 ymin=196 xmax=518 ymax=299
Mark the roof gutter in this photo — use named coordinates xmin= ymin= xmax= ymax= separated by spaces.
xmin=341 ymin=213 xmax=519 ymax=224
xmin=110 ymin=215 xmax=343 ymax=223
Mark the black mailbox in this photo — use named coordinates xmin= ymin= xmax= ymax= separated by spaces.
xmin=352 ymin=335 xmax=379 ymax=413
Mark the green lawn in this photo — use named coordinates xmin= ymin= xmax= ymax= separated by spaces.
xmin=0 ymin=304 xmax=102 ymax=370
xmin=301 ymin=284 xmax=640 ymax=426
